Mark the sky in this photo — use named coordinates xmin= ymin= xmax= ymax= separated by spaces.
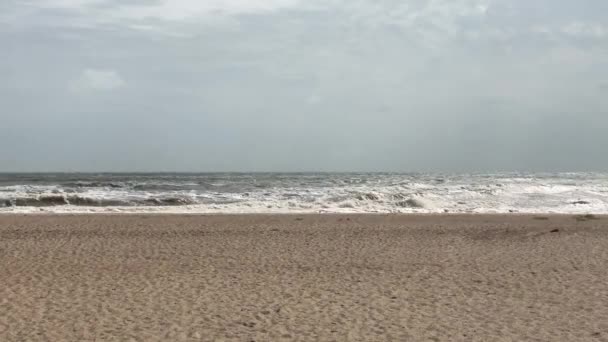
xmin=1 ymin=0 xmax=607 ymax=172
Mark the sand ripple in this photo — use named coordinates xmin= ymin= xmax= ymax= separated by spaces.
xmin=1 ymin=214 xmax=608 ymax=341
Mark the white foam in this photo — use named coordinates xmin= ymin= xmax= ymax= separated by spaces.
xmin=1 ymin=173 xmax=608 ymax=214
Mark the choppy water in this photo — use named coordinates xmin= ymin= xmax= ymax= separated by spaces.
xmin=1 ymin=172 xmax=607 ymax=214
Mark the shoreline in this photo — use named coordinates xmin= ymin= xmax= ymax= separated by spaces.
xmin=1 ymin=211 xmax=606 ymax=215
xmin=1 ymin=212 xmax=606 ymax=221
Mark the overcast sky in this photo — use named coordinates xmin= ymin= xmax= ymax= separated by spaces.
xmin=1 ymin=0 xmax=607 ymax=172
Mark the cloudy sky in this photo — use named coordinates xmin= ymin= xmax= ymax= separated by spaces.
xmin=1 ymin=0 xmax=607 ymax=172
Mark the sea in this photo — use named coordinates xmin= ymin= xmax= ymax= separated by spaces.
xmin=0 ymin=172 xmax=607 ymax=214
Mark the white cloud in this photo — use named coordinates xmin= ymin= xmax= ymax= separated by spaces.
xmin=7 ymin=0 xmax=606 ymax=47
xmin=15 ymin=0 xmax=301 ymax=24
xmin=72 ymin=69 xmax=125 ymax=91
xmin=2 ymin=0 xmax=303 ymax=36
xmin=6 ymin=0 xmax=491 ymax=33
xmin=115 ymin=0 xmax=301 ymax=21
xmin=300 ymin=0 xmax=492 ymax=33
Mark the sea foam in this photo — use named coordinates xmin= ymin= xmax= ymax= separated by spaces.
xmin=1 ymin=173 xmax=607 ymax=214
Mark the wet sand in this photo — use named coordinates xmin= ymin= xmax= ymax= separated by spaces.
xmin=1 ymin=214 xmax=608 ymax=341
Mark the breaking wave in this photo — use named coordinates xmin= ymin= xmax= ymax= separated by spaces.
xmin=1 ymin=195 xmax=198 ymax=208
xmin=1 ymin=172 xmax=607 ymax=214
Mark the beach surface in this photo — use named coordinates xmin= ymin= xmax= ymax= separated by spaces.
xmin=1 ymin=214 xmax=607 ymax=341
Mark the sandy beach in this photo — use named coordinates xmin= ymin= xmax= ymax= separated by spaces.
xmin=1 ymin=214 xmax=607 ymax=341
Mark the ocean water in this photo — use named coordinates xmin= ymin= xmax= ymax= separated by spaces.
xmin=0 ymin=172 xmax=607 ymax=214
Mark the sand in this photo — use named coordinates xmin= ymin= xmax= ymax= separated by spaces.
xmin=1 ymin=214 xmax=608 ymax=341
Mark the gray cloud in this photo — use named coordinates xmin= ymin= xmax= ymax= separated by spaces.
xmin=70 ymin=68 xmax=126 ymax=91
xmin=1 ymin=0 xmax=607 ymax=172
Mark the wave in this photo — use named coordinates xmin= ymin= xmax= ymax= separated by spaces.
xmin=395 ymin=198 xmax=427 ymax=208
xmin=1 ymin=195 xmax=198 ymax=207
xmin=1 ymin=172 xmax=608 ymax=213
xmin=63 ymin=181 xmax=127 ymax=189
